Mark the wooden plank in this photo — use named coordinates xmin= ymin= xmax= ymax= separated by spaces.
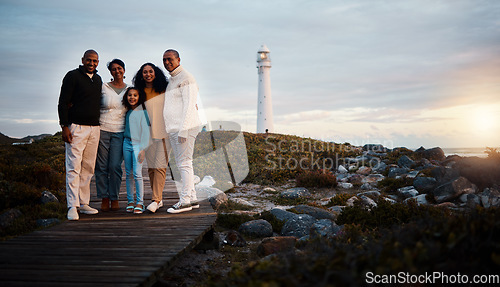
xmin=0 ymin=167 xmax=217 ymax=287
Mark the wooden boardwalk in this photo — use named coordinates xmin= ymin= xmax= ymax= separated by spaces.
xmin=0 ymin=169 xmax=217 ymax=287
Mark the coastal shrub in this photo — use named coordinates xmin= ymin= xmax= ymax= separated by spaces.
xmin=485 ymin=147 xmax=500 ymax=161
xmin=295 ymin=169 xmax=337 ymax=188
xmin=337 ymin=199 xmax=448 ymax=230
xmin=326 ymin=192 xmax=352 ymax=206
xmin=211 ymin=207 xmax=500 ymax=286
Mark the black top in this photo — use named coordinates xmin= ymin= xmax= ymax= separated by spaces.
xmin=58 ymin=65 xmax=102 ymax=126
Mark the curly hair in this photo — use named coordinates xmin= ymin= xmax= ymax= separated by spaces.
xmin=122 ymin=87 xmax=145 ymax=110
xmin=133 ymin=63 xmax=168 ymax=95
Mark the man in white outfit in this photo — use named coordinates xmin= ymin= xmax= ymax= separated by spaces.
xmin=162 ymin=49 xmax=202 ymax=213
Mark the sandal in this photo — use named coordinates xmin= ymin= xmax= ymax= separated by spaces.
xmin=126 ymin=202 xmax=135 ymax=213
xmin=134 ymin=204 xmax=144 ymax=214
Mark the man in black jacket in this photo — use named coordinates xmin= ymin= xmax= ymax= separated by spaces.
xmin=58 ymin=50 xmax=102 ymax=220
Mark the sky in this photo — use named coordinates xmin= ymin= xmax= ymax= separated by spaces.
xmin=1 ymin=0 xmax=499 ymax=149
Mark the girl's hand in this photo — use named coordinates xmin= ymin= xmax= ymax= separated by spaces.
xmin=138 ymin=150 xmax=146 ymax=164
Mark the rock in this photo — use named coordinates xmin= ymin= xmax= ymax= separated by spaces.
xmin=359 ymin=195 xmax=377 ymax=209
xmin=357 ymin=190 xmax=381 ymax=198
xmin=406 ymin=170 xmax=419 ymax=178
xmin=0 ymin=208 xmax=22 ymax=230
xmin=270 ymin=208 xmax=299 ymax=222
xmin=416 ymin=147 xmax=446 ymax=161
xmin=431 ymin=166 xmax=460 ymax=184
xmin=360 ymin=183 xmax=372 ymax=190
xmin=280 ymin=187 xmax=311 ymax=199
xmin=238 ymin=219 xmax=273 ymax=238
xmin=397 ymin=186 xmax=419 ymax=199
xmin=388 ymin=167 xmax=409 ymax=178
xmin=36 ymin=218 xmax=60 ymax=228
xmin=338 ymin=182 xmax=353 ymax=189
xmin=337 ymin=165 xmax=348 ymax=174
xmin=346 ymin=196 xmax=358 ymax=207
xmin=384 ymin=197 xmax=397 ymax=204
xmin=413 ymin=177 xmax=437 ymax=193
xmin=347 ymin=174 xmax=363 ymax=184
xmin=223 ymin=230 xmax=247 ymax=247
xmin=478 ymin=188 xmax=500 ymax=208
xmin=281 ymin=214 xmax=317 ymax=238
xmin=310 ymin=219 xmax=342 ymax=239
xmin=372 ymin=161 xmax=388 ymax=173
xmin=327 ymin=206 xmax=344 ymax=216
xmin=398 ymin=155 xmax=415 ymax=169
xmin=262 ymin=187 xmax=277 ymax=193
xmin=356 ymin=166 xmax=372 ymax=175
xmin=292 ymin=205 xmax=335 ymax=220
xmin=432 ymin=176 xmax=478 ymax=203
xmin=459 ymin=194 xmax=481 ymax=208
xmin=195 ymin=186 xmax=228 ymax=209
xmin=40 ymin=191 xmax=58 ymax=204
xmin=232 ymin=198 xmax=254 ymax=207
xmin=404 ymin=194 xmax=429 ymax=205
xmin=362 ymin=174 xmax=385 ymax=184
xmin=455 ymin=157 xmax=500 ymax=190
xmin=363 ymin=144 xmax=386 ymax=152
xmin=257 ymin=236 xmax=297 ymax=257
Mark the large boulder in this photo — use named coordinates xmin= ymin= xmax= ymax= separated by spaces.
xmin=415 ymin=147 xmax=445 ymax=161
xmin=310 ymin=219 xmax=343 ymax=239
xmin=292 ymin=205 xmax=335 ymax=220
xmin=398 ymin=155 xmax=415 ymax=169
xmin=431 ymin=166 xmax=460 ymax=184
xmin=397 ymin=186 xmax=419 ymax=199
xmin=270 ymin=208 xmax=299 ymax=222
xmin=432 ymin=176 xmax=478 ymax=203
xmin=238 ymin=219 xmax=273 ymax=238
xmin=281 ymin=214 xmax=317 ymax=238
xmin=413 ymin=177 xmax=437 ymax=193
xmin=454 ymin=157 xmax=500 ymax=190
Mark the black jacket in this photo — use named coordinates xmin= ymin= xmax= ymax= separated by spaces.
xmin=58 ymin=65 xmax=102 ymax=126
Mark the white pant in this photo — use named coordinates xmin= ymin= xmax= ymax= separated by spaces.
xmin=169 ymin=128 xmax=200 ymax=205
xmin=65 ymin=124 xmax=100 ymax=208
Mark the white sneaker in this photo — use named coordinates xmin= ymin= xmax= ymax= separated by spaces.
xmin=146 ymin=200 xmax=163 ymax=213
xmin=67 ymin=207 xmax=79 ymax=220
xmin=167 ymin=202 xmax=192 ymax=214
xmin=191 ymin=201 xmax=200 ymax=209
xmin=79 ymin=204 xmax=98 ymax=215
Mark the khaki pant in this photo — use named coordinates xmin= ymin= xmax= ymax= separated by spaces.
xmin=65 ymin=124 xmax=100 ymax=208
xmin=145 ymin=138 xmax=169 ymax=202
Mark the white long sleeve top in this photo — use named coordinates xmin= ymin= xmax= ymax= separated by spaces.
xmin=164 ymin=65 xmax=202 ymax=138
xmin=100 ymin=82 xmax=128 ymax=132
xmin=124 ymin=105 xmax=150 ymax=152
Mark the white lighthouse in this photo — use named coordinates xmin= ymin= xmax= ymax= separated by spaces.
xmin=256 ymin=44 xmax=274 ymax=133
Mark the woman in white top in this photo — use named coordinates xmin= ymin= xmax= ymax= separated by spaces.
xmin=95 ymin=59 xmax=128 ymax=211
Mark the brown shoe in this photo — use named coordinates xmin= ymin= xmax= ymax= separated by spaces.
xmin=111 ymin=200 xmax=120 ymax=211
xmin=101 ymin=198 xmax=110 ymax=211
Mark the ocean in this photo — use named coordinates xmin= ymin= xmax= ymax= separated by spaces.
xmin=442 ymin=147 xmax=495 ymax=158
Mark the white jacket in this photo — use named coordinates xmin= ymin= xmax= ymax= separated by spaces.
xmin=164 ymin=66 xmax=202 ymax=138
